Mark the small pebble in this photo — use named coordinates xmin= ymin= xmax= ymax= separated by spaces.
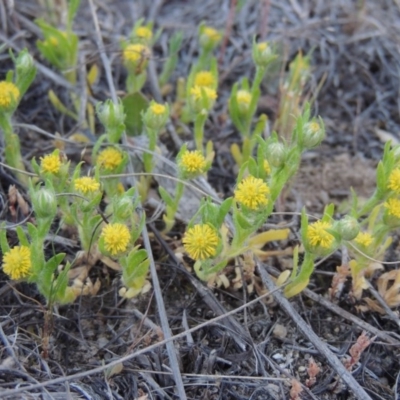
xmin=273 ymin=324 xmax=288 ymax=339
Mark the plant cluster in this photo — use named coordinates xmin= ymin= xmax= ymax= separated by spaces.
xmin=1 ymin=0 xmax=400 ymax=319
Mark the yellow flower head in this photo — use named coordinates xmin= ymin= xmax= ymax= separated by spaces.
xmin=101 ymin=223 xmax=130 ymax=256
xmin=257 ymin=42 xmax=268 ymax=52
xmin=234 ymin=176 xmax=270 ymax=210
xmin=2 ymin=246 xmax=31 ymax=280
xmin=150 ymin=103 xmax=166 ymax=115
xmin=97 ymin=147 xmax=124 ymax=171
xmin=237 ymin=90 xmax=251 ymax=106
xmin=135 ymin=26 xmax=152 ymax=40
xmin=307 ymin=221 xmax=334 ymax=249
xmin=74 ymin=177 xmax=100 ymax=194
xmin=0 ymin=81 xmax=20 ymax=110
xmin=355 ymin=232 xmax=373 ymax=247
xmin=384 ymin=197 xmax=400 ymax=218
xmin=308 ymin=121 xmax=320 ymax=133
xmin=190 ymin=85 xmax=217 ymax=101
xmin=194 ymin=71 xmax=215 ymax=88
xmin=40 ymin=153 xmax=61 ymax=174
xmin=263 ymin=160 xmax=271 ymax=175
xmin=179 ymin=150 xmax=206 ymax=174
xmin=123 ymin=43 xmax=150 ymax=63
xmin=202 ymin=27 xmax=222 ymax=43
xmin=388 ymin=169 xmax=400 ymax=194
xmin=183 ymin=224 xmax=219 ymax=260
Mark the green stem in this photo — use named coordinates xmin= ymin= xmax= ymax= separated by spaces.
xmin=194 ymin=113 xmax=207 ymax=152
xmin=0 ymin=113 xmax=28 ymax=186
xmin=143 ymin=128 xmax=158 ymax=173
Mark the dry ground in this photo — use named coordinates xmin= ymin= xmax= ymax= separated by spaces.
xmin=1 ymin=0 xmax=400 ymax=399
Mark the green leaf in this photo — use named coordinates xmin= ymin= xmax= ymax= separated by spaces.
xmin=122 ymin=92 xmax=148 ymax=136
xmin=217 ymin=197 xmax=233 ymax=226
xmin=67 ymin=0 xmax=81 ymax=30
xmin=0 ymin=225 xmax=10 ymax=254
xmin=122 ymin=248 xmax=150 ymax=287
xmin=159 ymin=187 xmax=175 ymax=209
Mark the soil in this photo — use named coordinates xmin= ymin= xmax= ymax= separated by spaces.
xmin=1 ymin=1 xmax=400 ymax=399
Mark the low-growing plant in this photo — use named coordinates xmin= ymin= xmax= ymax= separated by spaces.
xmin=2 ymin=13 xmax=400 ymax=324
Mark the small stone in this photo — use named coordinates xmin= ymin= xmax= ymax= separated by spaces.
xmin=273 ymin=324 xmax=288 ymax=339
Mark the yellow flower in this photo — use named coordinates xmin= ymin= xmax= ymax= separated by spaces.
xmin=190 ymin=85 xmax=217 ymax=101
xmin=135 ymin=26 xmax=152 ymax=40
xmin=150 ymin=103 xmax=166 ymax=115
xmin=236 ymin=90 xmax=252 ymax=113
xmin=202 ymin=27 xmax=222 ymax=42
xmin=0 ymin=81 xmax=20 ymax=110
xmin=384 ymin=197 xmax=400 ymax=218
xmin=97 ymin=147 xmax=123 ymax=171
xmin=74 ymin=177 xmax=100 ymax=194
xmin=388 ymin=169 xmax=400 ymax=194
xmin=183 ymin=224 xmax=219 ymax=260
xmin=259 ymin=42 xmax=270 ymax=52
xmin=355 ymin=232 xmax=373 ymax=247
xmin=40 ymin=153 xmax=61 ymax=174
xmin=101 ymin=223 xmax=130 ymax=256
xmin=180 ymin=150 xmax=206 ymax=174
xmin=123 ymin=43 xmax=149 ymax=63
xmin=234 ymin=176 xmax=270 ymax=210
xmin=263 ymin=160 xmax=271 ymax=175
xmin=2 ymin=246 xmax=31 ymax=280
xmin=194 ymin=71 xmax=215 ymax=88
xmin=237 ymin=90 xmax=251 ymax=106
xmin=307 ymin=221 xmax=334 ymax=249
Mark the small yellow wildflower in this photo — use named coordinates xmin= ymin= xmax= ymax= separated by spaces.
xmin=355 ymin=232 xmax=373 ymax=247
xmin=183 ymin=224 xmax=219 ymax=260
xmin=101 ymin=223 xmax=130 ymax=256
xmin=74 ymin=177 xmax=100 ymax=194
xmin=135 ymin=26 xmax=152 ymax=40
xmin=194 ymin=71 xmax=215 ymax=88
xmin=307 ymin=221 xmax=334 ymax=249
xmin=190 ymin=86 xmax=217 ymax=101
xmin=2 ymin=246 xmax=31 ymax=280
xmin=263 ymin=160 xmax=271 ymax=175
xmin=237 ymin=90 xmax=251 ymax=106
xmin=151 ymin=103 xmax=166 ymax=115
xmin=180 ymin=150 xmax=206 ymax=174
xmin=40 ymin=153 xmax=61 ymax=174
xmin=0 ymin=81 xmax=20 ymax=110
xmin=123 ymin=43 xmax=149 ymax=63
xmin=97 ymin=147 xmax=123 ymax=171
xmin=384 ymin=197 xmax=400 ymax=218
xmin=388 ymin=169 xmax=400 ymax=194
xmin=257 ymin=42 xmax=268 ymax=52
xmin=234 ymin=176 xmax=270 ymax=210
xmin=202 ymin=27 xmax=222 ymax=42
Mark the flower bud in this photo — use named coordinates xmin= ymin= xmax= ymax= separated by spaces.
xmin=303 ymin=120 xmax=325 ymax=148
xmin=16 ymin=50 xmax=35 ymax=74
xmin=112 ymin=194 xmax=134 ymax=220
xmin=32 ymin=187 xmax=58 ymax=219
xmin=336 ymin=216 xmax=360 ymax=241
xmin=0 ymin=81 xmax=20 ymax=113
xmin=236 ymin=90 xmax=252 ymax=115
xmin=96 ymin=99 xmax=125 ymax=142
xmin=252 ymin=41 xmax=276 ymax=68
xmin=266 ymin=142 xmax=286 ymax=168
xmin=123 ymin=43 xmax=151 ymax=74
xmin=189 ymin=85 xmax=217 ymax=114
xmin=142 ymin=101 xmax=169 ymax=131
xmin=199 ymin=26 xmax=222 ymax=52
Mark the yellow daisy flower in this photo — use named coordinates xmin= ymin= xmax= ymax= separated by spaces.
xmin=384 ymin=197 xmax=400 ymax=218
xmin=2 ymin=246 xmax=31 ymax=280
xmin=150 ymin=103 xmax=166 ymax=115
xmin=388 ymin=169 xmax=400 ymax=194
xmin=307 ymin=221 xmax=334 ymax=249
xmin=135 ymin=26 xmax=152 ymax=40
xmin=355 ymin=232 xmax=373 ymax=247
xmin=0 ymin=81 xmax=20 ymax=111
xmin=74 ymin=177 xmax=100 ymax=194
xmin=183 ymin=224 xmax=219 ymax=260
xmin=234 ymin=176 xmax=270 ymax=210
xmin=179 ymin=150 xmax=206 ymax=174
xmin=40 ymin=153 xmax=61 ymax=174
xmin=101 ymin=223 xmax=131 ymax=256
xmin=97 ymin=147 xmax=124 ymax=171
xmin=194 ymin=71 xmax=215 ymax=88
